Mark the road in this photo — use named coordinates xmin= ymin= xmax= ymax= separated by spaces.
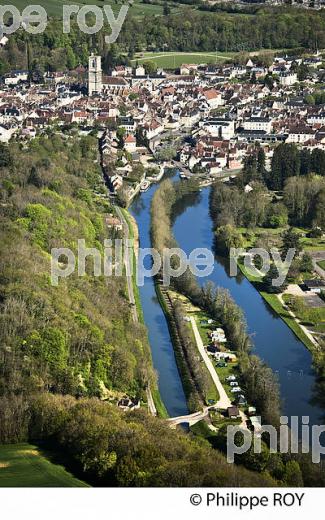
xmin=310 ymin=251 xmax=325 ymax=280
xmin=190 ymin=317 xmax=247 ymax=428
xmin=167 ymin=408 xmax=209 ymax=428
xmin=115 ymin=205 xmax=157 ymax=416
xmin=190 ymin=317 xmax=231 ymax=409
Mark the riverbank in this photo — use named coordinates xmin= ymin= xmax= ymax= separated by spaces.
xmin=117 ymin=206 xmax=168 ymax=418
xmin=154 ymin=281 xmax=203 ymax=412
xmin=236 ymin=258 xmax=319 ymax=355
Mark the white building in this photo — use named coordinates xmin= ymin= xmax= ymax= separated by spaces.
xmin=200 ymin=118 xmax=235 ymax=140
xmin=243 ymin=117 xmax=272 ymax=133
xmin=4 ymin=70 xmax=29 ymax=86
xmin=279 ymin=71 xmax=297 ymax=87
xmin=88 ymin=54 xmax=103 ymax=96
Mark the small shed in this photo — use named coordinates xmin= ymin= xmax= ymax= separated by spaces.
xmin=248 ymin=406 xmax=257 ymax=416
xmin=227 ymin=406 xmax=240 ymax=419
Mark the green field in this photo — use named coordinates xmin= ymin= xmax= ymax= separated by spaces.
xmin=318 ymin=260 xmax=325 ymax=270
xmin=131 ymin=51 xmax=234 ymax=68
xmin=9 ymin=0 xmax=182 ymax=18
xmin=0 ymin=444 xmax=88 ymax=487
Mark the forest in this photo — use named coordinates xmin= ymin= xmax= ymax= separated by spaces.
xmin=0 ymin=4 xmax=325 ymax=74
xmin=0 ymin=134 xmax=155 ymax=400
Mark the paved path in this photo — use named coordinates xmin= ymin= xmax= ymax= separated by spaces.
xmin=190 ymin=317 xmax=231 ymax=409
xmin=167 ymin=408 xmax=209 ymax=428
xmin=190 ymin=317 xmax=248 ymax=429
xmin=310 ymin=251 xmax=325 ymax=280
xmin=115 ymin=205 xmax=157 ymax=416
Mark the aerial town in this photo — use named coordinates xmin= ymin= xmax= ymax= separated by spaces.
xmin=1 ymin=48 xmax=325 ymax=201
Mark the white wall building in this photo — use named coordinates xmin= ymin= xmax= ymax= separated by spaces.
xmin=88 ymin=54 xmax=103 ymax=96
xmin=279 ymin=71 xmax=297 ymax=87
xmin=243 ymin=117 xmax=272 ymax=133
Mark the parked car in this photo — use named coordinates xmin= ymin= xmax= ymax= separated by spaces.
xmin=231 ymin=387 xmax=242 ymax=393
xmin=226 ymin=375 xmax=236 ymax=382
xmin=229 ymin=381 xmax=238 ymax=387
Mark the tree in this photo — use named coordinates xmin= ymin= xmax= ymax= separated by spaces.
xmin=270 ymin=143 xmax=301 ymax=190
xmin=163 ymin=2 xmax=171 ymax=16
xmin=297 ymin=63 xmax=309 ymax=81
xmin=281 ymin=228 xmax=302 ymax=258
xmin=299 ymin=252 xmax=313 ymax=273
xmin=257 ymin=147 xmax=267 ymax=181
xmin=263 ymin=264 xmax=288 ymax=294
xmin=242 ymin=154 xmax=258 ymax=184
xmin=143 ymin=60 xmax=157 ymax=75
xmin=265 ymin=203 xmax=288 ymax=229
xmin=0 ymin=143 xmax=11 ymax=168
xmin=300 ymin=148 xmax=311 ymax=176
xmin=283 ymin=461 xmax=304 ymax=486
xmin=215 ymin=224 xmax=244 ymax=255
xmin=311 ymin=148 xmax=325 ymax=176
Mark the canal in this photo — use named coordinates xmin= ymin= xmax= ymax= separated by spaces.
xmin=130 ymin=173 xmax=325 ymax=429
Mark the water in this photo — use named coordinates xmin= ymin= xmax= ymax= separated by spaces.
xmin=130 ymin=175 xmax=325 ymax=428
xmin=173 ymin=187 xmax=325 ymax=427
xmin=130 ymin=174 xmax=188 ymax=417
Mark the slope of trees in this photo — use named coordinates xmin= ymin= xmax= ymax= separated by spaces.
xmin=0 ymin=393 xmax=279 ymax=487
xmin=0 ymin=135 xmax=154 ymax=400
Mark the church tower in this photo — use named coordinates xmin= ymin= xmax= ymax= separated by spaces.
xmin=88 ymin=54 xmax=103 ymax=96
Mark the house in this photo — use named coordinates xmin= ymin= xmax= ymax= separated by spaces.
xmin=200 ymin=118 xmax=235 ymax=139
xmin=236 ymin=395 xmax=247 ymax=407
xmin=180 ymin=64 xmax=198 ymax=75
xmin=207 ymin=344 xmax=219 ymax=355
xmin=124 ymin=134 xmax=137 ymax=152
xmin=279 ymin=71 xmax=297 ymax=86
xmin=108 ymin=174 xmax=123 ymax=193
xmin=286 ymin=126 xmax=315 ymax=144
xmin=105 ymin=215 xmax=123 ymax=232
xmin=0 ymin=124 xmax=16 ymax=142
xmin=118 ymin=116 xmax=137 ymax=133
xmin=135 ymin=65 xmax=145 ymax=77
xmin=203 ymin=89 xmax=222 ymax=109
xmin=227 ymin=406 xmax=240 ymax=419
xmin=118 ymin=397 xmax=141 ymax=411
xmin=304 ymin=279 xmax=325 ymax=294
xmin=0 ymin=36 xmax=8 ymax=47
xmin=243 ymin=117 xmax=272 ymax=134
xmin=4 ymin=70 xmax=29 ymax=85
xmin=248 ymin=406 xmax=257 ymax=416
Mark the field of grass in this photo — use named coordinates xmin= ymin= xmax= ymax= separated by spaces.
xmin=131 ymin=51 xmax=234 ymax=69
xmin=283 ymin=294 xmax=325 ymax=330
xmin=0 ymin=444 xmax=88 ymax=487
xmin=317 ymin=260 xmax=325 ymax=270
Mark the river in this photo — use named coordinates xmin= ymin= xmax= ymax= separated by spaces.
xmin=130 ymin=172 xmax=325 ymax=430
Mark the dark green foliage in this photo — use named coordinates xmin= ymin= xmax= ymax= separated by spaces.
xmin=263 ymin=264 xmax=288 ymax=294
xmin=270 ymin=143 xmax=301 ymax=191
xmin=24 ymin=393 xmax=278 ymax=487
xmin=0 ymin=135 xmax=154 ymax=399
